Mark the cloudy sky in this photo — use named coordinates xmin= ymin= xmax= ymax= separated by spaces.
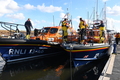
xmin=0 ymin=0 xmax=120 ymax=32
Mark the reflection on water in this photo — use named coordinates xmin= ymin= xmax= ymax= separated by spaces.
xmin=0 ymin=54 xmax=109 ymax=80
xmin=0 ymin=54 xmax=71 ymax=80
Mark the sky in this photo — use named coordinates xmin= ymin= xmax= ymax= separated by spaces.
xmin=0 ymin=0 xmax=120 ymax=32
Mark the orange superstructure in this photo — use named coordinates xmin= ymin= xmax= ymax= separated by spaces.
xmin=85 ymin=28 xmax=107 ymax=43
xmin=30 ymin=26 xmax=78 ymax=43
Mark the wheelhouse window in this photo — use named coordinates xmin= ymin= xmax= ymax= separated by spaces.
xmin=42 ymin=28 xmax=50 ymax=33
xmin=50 ymin=28 xmax=58 ymax=34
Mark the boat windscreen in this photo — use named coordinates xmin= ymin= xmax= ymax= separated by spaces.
xmin=42 ymin=28 xmax=50 ymax=33
xmin=50 ymin=28 xmax=58 ymax=34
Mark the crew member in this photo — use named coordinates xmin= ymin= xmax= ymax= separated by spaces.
xmin=115 ymin=33 xmax=120 ymax=45
xmin=61 ymin=18 xmax=69 ymax=42
xmin=24 ymin=18 xmax=33 ymax=39
xmin=97 ymin=20 xmax=106 ymax=43
xmin=98 ymin=21 xmax=105 ymax=37
xmin=78 ymin=18 xmax=87 ymax=43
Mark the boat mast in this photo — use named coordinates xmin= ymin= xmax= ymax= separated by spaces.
xmin=96 ymin=0 xmax=99 ymax=20
xmin=104 ymin=2 xmax=107 ymax=29
xmin=66 ymin=8 xmax=69 ymax=20
xmin=87 ymin=11 xmax=89 ymax=26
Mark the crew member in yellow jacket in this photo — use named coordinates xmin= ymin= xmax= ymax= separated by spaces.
xmin=115 ymin=33 xmax=120 ymax=45
xmin=97 ymin=20 xmax=106 ymax=43
xmin=61 ymin=18 xmax=69 ymax=42
xmin=78 ymin=18 xmax=88 ymax=43
xmin=98 ymin=21 xmax=105 ymax=37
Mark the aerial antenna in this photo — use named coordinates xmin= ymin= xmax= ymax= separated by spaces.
xmin=53 ymin=15 xmax=55 ymax=26
xmin=64 ymin=8 xmax=69 ymax=19
xmin=52 ymin=0 xmax=55 ymax=26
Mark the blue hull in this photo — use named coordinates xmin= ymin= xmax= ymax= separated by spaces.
xmin=63 ymin=43 xmax=111 ymax=68
xmin=72 ymin=48 xmax=109 ymax=68
xmin=0 ymin=39 xmax=64 ymax=63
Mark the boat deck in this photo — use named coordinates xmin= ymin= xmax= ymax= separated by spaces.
xmin=99 ymin=44 xmax=120 ymax=80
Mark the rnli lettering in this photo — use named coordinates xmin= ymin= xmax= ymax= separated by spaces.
xmin=9 ymin=49 xmax=44 ymax=54
xmin=9 ymin=49 xmax=26 ymax=54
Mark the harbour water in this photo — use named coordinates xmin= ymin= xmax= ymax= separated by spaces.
xmin=0 ymin=54 xmax=109 ymax=80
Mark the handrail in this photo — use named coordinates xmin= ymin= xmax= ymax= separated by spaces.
xmin=0 ymin=21 xmax=24 ymax=36
xmin=0 ymin=21 xmax=24 ymax=26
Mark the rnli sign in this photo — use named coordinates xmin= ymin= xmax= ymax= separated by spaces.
xmin=9 ymin=49 xmax=44 ymax=54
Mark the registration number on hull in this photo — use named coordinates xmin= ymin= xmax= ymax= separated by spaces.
xmin=9 ymin=49 xmax=44 ymax=54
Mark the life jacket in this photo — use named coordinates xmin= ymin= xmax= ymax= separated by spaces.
xmin=61 ymin=21 xmax=68 ymax=37
xmin=99 ymin=27 xmax=105 ymax=31
xmin=62 ymin=21 xmax=67 ymax=26
xmin=62 ymin=21 xmax=70 ymax=27
xmin=79 ymin=20 xmax=85 ymax=29
xmin=118 ymin=34 xmax=120 ymax=38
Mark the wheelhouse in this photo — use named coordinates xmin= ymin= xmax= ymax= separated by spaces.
xmin=30 ymin=26 xmax=78 ymax=43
